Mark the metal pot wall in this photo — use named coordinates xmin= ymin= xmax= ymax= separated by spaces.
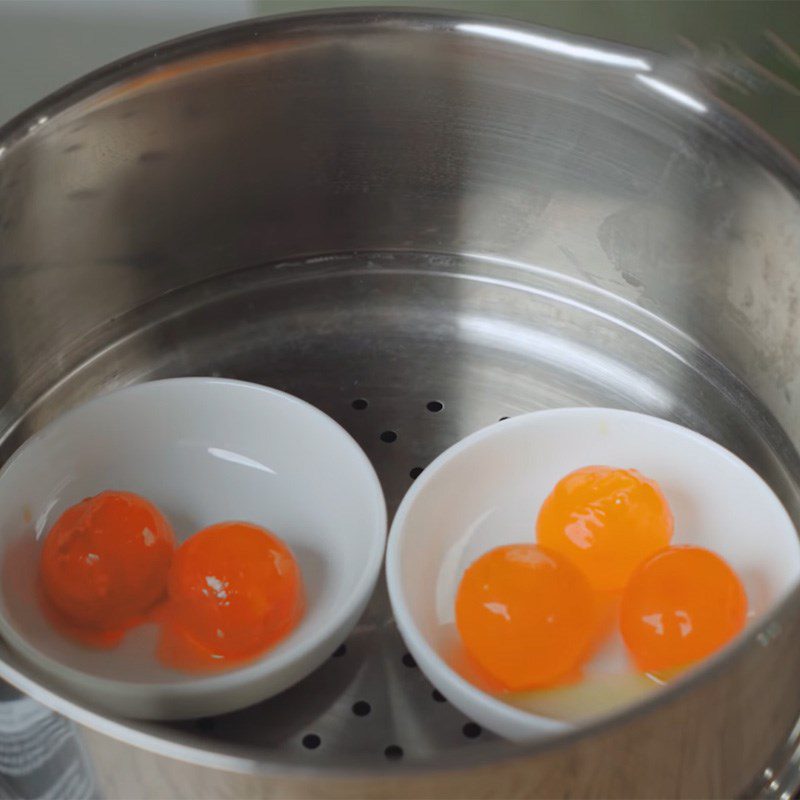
xmin=0 ymin=9 xmax=799 ymax=798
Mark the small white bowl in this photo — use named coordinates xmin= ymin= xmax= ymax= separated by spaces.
xmin=0 ymin=378 xmax=386 ymax=719
xmin=386 ymin=407 xmax=800 ymax=742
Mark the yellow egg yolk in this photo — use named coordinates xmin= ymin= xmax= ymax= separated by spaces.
xmin=537 ymin=466 xmax=673 ymax=593
xmin=455 ymin=544 xmax=596 ymax=691
xmin=159 ymin=521 xmax=303 ymax=670
xmin=620 ymin=545 xmax=747 ymax=672
xmin=39 ymin=491 xmax=175 ymax=636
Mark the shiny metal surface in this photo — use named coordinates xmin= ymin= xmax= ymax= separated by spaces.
xmin=1 ymin=8 xmax=799 ymax=797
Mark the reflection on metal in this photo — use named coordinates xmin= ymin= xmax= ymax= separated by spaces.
xmin=636 ymin=75 xmax=708 ymax=113
xmin=455 ymin=315 xmax=674 ymax=413
xmin=457 ymin=22 xmax=651 ymax=71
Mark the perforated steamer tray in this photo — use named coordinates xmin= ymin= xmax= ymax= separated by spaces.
xmin=1 ymin=248 xmax=796 ymax=780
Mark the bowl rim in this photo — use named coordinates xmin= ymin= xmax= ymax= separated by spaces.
xmin=0 ymin=4 xmax=798 ymax=778
xmin=0 ymin=377 xmax=388 ymax=706
xmin=385 ymin=405 xmax=800 ymax=740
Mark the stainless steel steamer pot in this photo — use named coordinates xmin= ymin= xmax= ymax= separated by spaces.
xmin=0 ymin=9 xmax=799 ymax=798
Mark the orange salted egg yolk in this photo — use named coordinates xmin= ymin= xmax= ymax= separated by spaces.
xmin=620 ymin=545 xmax=747 ymax=672
xmin=455 ymin=544 xmax=595 ymax=691
xmin=40 ymin=491 xmax=175 ymax=633
xmin=160 ymin=522 xmax=303 ymax=669
xmin=537 ymin=466 xmax=673 ymax=593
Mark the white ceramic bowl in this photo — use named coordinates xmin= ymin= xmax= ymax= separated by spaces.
xmin=386 ymin=407 xmax=800 ymax=742
xmin=0 ymin=378 xmax=386 ymax=719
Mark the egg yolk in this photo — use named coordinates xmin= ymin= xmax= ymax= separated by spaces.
xmin=537 ymin=466 xmax=673 ymax=593
xmin=620 ymin=546 xmax=747 ymax=672
xmin=455 ymin=544 xmax=595 ymax=691
xmin=39 ymin=491 xmax=175 ymax=633
xmin=160 ymin=522 xmax=303 ymax=669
